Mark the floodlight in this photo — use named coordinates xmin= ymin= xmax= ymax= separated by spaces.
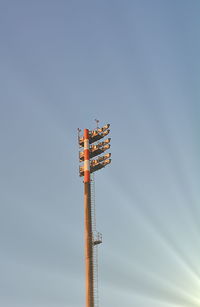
xmin=96 ymin=153 xmax=111 ymax=162
xmin=90 ymin=144 xmax=110 ymax=159
xmin=79 ymin=124 xmax=110 ymax=147
xmin=102 ymin=124 xmax=110 ymax=131
xmin=90 ymin=158 xmax=111 ymax=174
xmin=97 ymin=124 xmax=110 ymax=133
xmin=101 ymin=158 xmax=111 ymax=166
xmin=102 ymin=129 xmax=110 ymax=137
xmin=79 ymin=165 xmax=84 ymax=177
xmin=79 ymin=136 xmax=84 ymax=147
xmin=79 ymin=151 xmax=84 ymax=162
xmin=103 ymin=138 xmax=111 ymax=144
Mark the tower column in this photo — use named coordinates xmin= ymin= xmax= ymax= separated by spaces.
xmin=84 ymin=129 xmax=94 ymax=307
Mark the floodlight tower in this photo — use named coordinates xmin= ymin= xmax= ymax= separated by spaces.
xmin=78 ymin=123 xmax=111 ymax=307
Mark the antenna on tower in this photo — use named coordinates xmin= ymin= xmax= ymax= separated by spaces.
xmin=95 ymin=119 xmax=99 ymax=129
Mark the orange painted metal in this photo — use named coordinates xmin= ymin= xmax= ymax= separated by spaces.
xmin=84 ymin=182 xmax=94 ymax=307
xmin=83 ymin=129 xmax=94 ymax=307
xmin=84 ymin=129 xmax=90 ymax=183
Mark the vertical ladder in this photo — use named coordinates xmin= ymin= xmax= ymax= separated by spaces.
xmin=90 ymin=174 xmax=102 ymax=307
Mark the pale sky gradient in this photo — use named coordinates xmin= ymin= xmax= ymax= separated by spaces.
xmin=0 ymin=1 xmax=200 ymax=307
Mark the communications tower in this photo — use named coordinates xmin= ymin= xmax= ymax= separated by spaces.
xmin=78 ymin=122 xmax=111 ymax=307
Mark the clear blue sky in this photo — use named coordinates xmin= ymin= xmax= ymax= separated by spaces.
xmin=0 ymin=1 xmax=200 ymax=306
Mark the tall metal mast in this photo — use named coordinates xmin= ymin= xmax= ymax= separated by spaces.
xmin=78 ymin=123 xmax=111 ymax=307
